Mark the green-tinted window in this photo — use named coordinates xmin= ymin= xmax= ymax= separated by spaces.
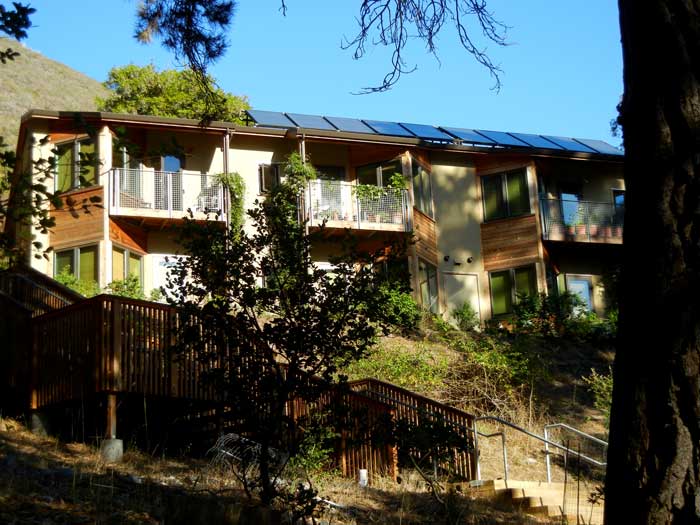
xmin=514 ymin=266 xmax=537 ymax=298
xmin=56 ymin=144 xmax=73 ymax=192
xmin=419 ymin=259 xmax=438 ymax=313
xmin=356 ymin=164 xmax=378 ymax=186
xmin=490 ymin=265 xmax=537 ymax=316
xmin=112 ymin=247 xmax=125 ymax=281
xmin=412 ymin=159 xmax=433 ymax=218
xmin=55 ymin=250 xmax=74 ymax=276
xmin=78 ymin=246 xmax=98 ymax=282
xmin=482 ymin=168 xmax=531 ymax=221
xmin=128 ymin=252 xmax=142 ymax=278
xmin=78 ymin=140 xmax=96 ymax=186
xmin=490 ymin=270 xmax=512 ymax=316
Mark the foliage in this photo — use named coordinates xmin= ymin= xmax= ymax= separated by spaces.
xmin=0 ymin=2 xmax=34 ymax=63
xmin=376 ymin=282 xmax=422 ymax=333
xmin=97 ymin=64 xmax=249 ymax=124
xmin=511 ymin=292 xmax=586 ymax=337
xmin=583 ymin=367 xmax=613 ymax=429
xmin=286 ymin=413 xmax=339 ymax=478
xmin=214 ymin=172 xmax=245 ymax=234
xmin=165 ymin=152 xmax=397 ymax=509
xmin=104 ymin=273 xmax=145 ymax=300
xmin=345 ymin=345 xmax=449 ymax=393
xmin=54 ymin=265 xmax=100 ymax=298
xmin=452 ymin=302 xmax=479 ymax=332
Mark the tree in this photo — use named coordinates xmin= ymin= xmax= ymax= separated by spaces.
xmin=135 ymin=0 xmax=508 ymax=93
xmin=166 ymin=153 xmax=396 ymax=509
xmin=97 ymin=64 xmax=250 ymax=124
xmin=604 ymin=2 xmax=700 ymax=523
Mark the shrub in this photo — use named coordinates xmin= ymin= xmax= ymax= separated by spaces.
xmin=105 ymin=273 xmax=145 ymax=299
xmin=583 ymin=366 xmax=613 ymax=428
xmin=55 ymin=265 xmax=100 ymax=297
xmin=452 ymin=302 xmax=479 ymax=332
xmin=377 ymin=283 xmax=422 ymax=332
xmin=512 ymin=292 xmax=584 ymax=337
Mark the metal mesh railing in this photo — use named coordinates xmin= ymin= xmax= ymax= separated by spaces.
xmin=111 ymin=169 xmax=224 ymax=219
xmin=305 ymin=180 xmax=411 ymax=231
xmin=540 ymin=198 xmax=624 ymax=242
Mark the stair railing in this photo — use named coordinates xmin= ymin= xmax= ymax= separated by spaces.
xmin=473 ymin=416 xmax=607 ymax=483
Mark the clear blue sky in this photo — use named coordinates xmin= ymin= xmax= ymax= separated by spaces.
xmin=21 ymin=0 xmax=622 ymax=142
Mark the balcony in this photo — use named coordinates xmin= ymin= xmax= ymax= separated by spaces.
xmin=302 ymin=180 xmax=412 ymax=233
xmin=109 ymin=168 xmax=225 ymax=222
xmin=539 ymin=198 xmax=623 ymax=244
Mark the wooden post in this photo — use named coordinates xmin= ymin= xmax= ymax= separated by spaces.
xmin=106 ymin=393 xmax=117 ymax=439
xmin=111 ymin=298 xmax=122 ymax=391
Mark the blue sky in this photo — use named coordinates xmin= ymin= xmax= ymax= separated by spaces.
xmin=22 ymin=1 xmax=622 ymax=142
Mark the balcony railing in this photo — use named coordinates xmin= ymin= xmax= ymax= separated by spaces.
xmin=539 ymin=197 xmax=624 ymax=243
xmin=303 ymin=180 xmax=412 ymax=232
xmin=109 ymin=168 xmax=225 ymax=221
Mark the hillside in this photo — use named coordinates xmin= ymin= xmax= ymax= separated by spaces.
xmin=0 ymin=38 xmax=110 ymax=149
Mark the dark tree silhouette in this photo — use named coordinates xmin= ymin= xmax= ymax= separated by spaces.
xmin=605 ymin=1 xmax=700 ymax=523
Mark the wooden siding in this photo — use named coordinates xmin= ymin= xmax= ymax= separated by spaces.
xmin=50 ymin=186 xmax=105 ymax=249
xmin=481 ymin=214 xmax=540 ymax=271
xmin=414 ymin=209 xmax=438 ymax=264
xmin=109 ymin=218 xmax=148 ymax=253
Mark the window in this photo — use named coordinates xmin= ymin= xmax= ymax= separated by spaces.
xmin=259 ymin=163 xmax=282 ymax=192
xmin=54 ymin=245 xmax=99 ymax=283
xmin=418 ymin=259 xmax=439 ymax=313
xmin=112 ymin=246 xmax=143 ymax=284
xmin=55 ymin=138 xmax=97 ymax=191
xmin=612 ymin=189 xmax=625 ymax=209
xmin=317 ymin=166 xmax=346 ymax=181
xmin=481 ymin=168 xmax=530 ymax=221
xmin=566 ymin=275 xmax=593 ymax=313
xmin=356 ymin=160 xmax=402 ymax=187
xmin=411 ymin=159 xmax=433 ymax=218
xmin=489 ymin=265 xmax=537 ymax=316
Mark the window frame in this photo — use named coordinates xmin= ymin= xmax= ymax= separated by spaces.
xmin=418 ymin=258 xmax=439 ymax=314
xmin=111 ymin=245 xmax=144 ymax=285
xmin=54 ymin=244 xmax=100 ymax=283
xmin=54 ymin=137 xmax=98 ymax=192
xmin=488 ymin=264 xmax=538 ymax=317
xmin=481 ymin=168 xmax=532 ymax=222
xmin=259 ymin=163 xmax=283 ymax=193
xmin=564 ymin=273 xmax=594 ymax=313
xmin=411 ymin=156 xmax=434 ymax=218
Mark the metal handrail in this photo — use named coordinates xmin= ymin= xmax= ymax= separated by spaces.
xmin=473 ymin=415 xmax=607 ymax=482
xmin=544 ymin=423 xmax=607 ymax=483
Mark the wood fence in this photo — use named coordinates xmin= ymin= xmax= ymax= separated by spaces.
xmin=0 ymin=267 xmax=83 ymax=317
xmin=349 ymin=378 xmax=478 ymax=480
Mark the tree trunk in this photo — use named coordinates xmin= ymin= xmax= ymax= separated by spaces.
xmin=606 ymin=1 xmax=700 ymax=523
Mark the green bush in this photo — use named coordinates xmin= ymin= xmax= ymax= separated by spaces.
xmin=55 ymin=266 xmax=100 ymax=297
xmin=452 ymin=302 xmax=479 ymax=332
xmin=512 ymin=292 xmax=584 ymax=337
xmin=105 ymin=273 xmax=145 ymax=299
xmin=378 ymin=283 xmax=422 ymax=332
xmin=583 ymin=366 xmax=613 ymax=428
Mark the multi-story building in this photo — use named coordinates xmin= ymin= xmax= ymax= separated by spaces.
xmin=12 ymin=109 xmax=624 ymax=322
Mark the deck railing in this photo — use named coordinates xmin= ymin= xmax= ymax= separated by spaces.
xmin=303 ymin=180 xmax=412 ymax=232
xmin=110 ymin=168 xmax=225 ymax=220
xmin=0 ymin=267 xmax=83 ymax=317
xmin=539 ymin=198 xmax=624 ymax=243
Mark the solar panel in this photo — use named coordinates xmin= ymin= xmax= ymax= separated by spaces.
xmin=363 ymin=120 xmax=415 ymax=137
xmin=246 ymin=110 xmax=296 ymax=128
xmin=542 ymin=136 xmax=598 ymax=153
xmin=400 ymin=123 xmax=453 ymax=141
xmin=286 ymin=113 xmax=336 ymax=131
xmin=475 ymin=130 xmax=530 ymax=147
xmin=325 ymin=116 xmax=376 ymax=134
xmin=440 ymin=127 xmax=496 ymax=145
xmin=573 ymin=138 xmax=623 ymax=156
xmin=509 ymin=133 xmax=563 ymax=150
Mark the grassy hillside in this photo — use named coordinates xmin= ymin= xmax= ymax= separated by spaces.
xmin=0 ymin=38 xmax=110 ymax=149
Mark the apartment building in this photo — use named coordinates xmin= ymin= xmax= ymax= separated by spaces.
xmin=13 ymin=109 xmax=624 ymax=322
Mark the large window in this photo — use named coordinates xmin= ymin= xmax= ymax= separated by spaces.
xmin=411 ymin=159 xmax=433 ymax=218
xmin=112 ymin=246 xmax=143 ymax=284
xmin=55 ymin=138 xmax=97 ymax=192
xmin=489 ymin=265 xmax=537 ymax=316
xmin=259 ymin=163 xmax=283 ymax=193
xmin=481 ymin=168 xmax=530 ymax=221
xmin=356 ymin=160 xmax=402 ymax=187
xmin=419 ymin=259 xmax=439 ymax=314
xmin=54 ymin=245 xmax=99 ymax=283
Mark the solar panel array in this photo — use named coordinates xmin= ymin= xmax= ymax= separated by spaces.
xmin=245 ymin=110 xmax=622 ymax=156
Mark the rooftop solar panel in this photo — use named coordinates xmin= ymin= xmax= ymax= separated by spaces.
xmin=440 ymin=127 xmax=496 ymax=145
xmin=542 ymin=136 xmax=598 ymax=153
xmin=286 ymin=113 xmax=336 ymax=131
xmin=325 ymin=116 xmax=376 ymax=134
xmin=476 ymin=130 xmax=530 ymax=148
xmin=573 ymin=138 xmax=623 ymax=156
xmin=509 ymin=133 xmax=563 ymax=150
xmin=246 ymin=110 xmax=296 ymax=128
xmin=363 ymin=120 xmax=415 ymax=137
xmin=400 ymin=123 xmax=453 ymax=141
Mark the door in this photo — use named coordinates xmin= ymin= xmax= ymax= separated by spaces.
xmin=442 ymin=272 xmax=481 ymax=325
xmin=566 ymin=275 xmax=593 ymax=313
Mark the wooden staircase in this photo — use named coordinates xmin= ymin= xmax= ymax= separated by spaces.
xmin=466 ymin=479 xmax=604 ymax=524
